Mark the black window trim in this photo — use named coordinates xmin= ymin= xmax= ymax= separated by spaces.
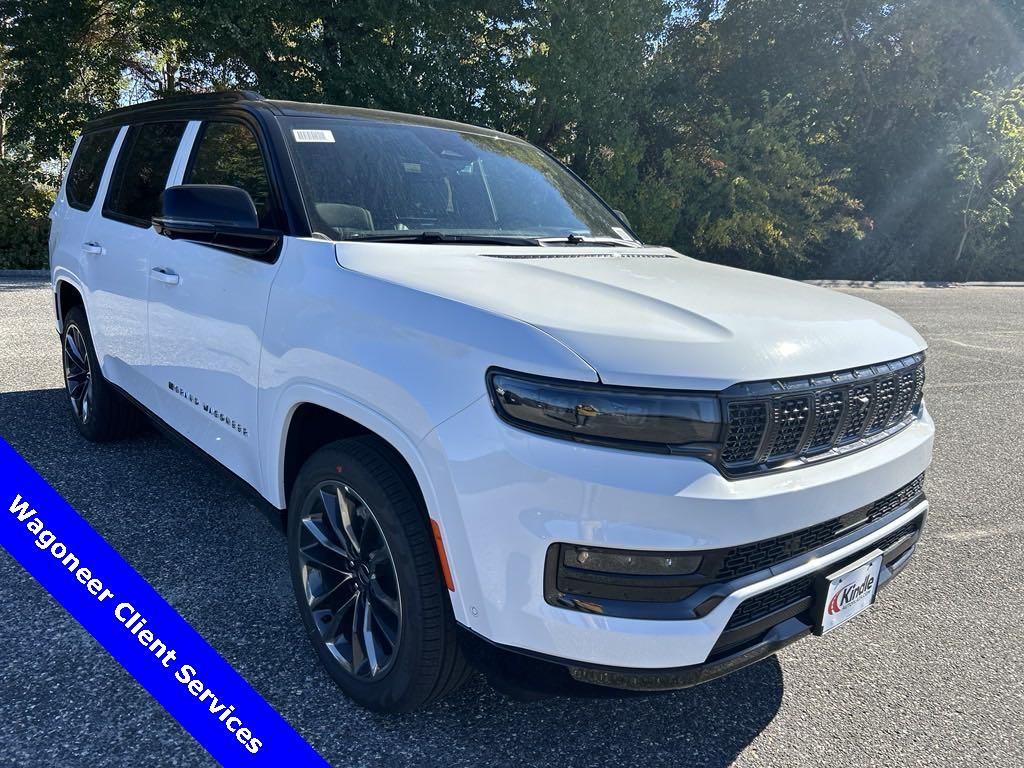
xmin=66 ymin=127 xmax=120 ymax=213
xmin=182 ymin=118 xmax=285 ymax=232
xmin=101 ymin=120 xmax=189 ymax=229
xmin=82 ymin=102 xmax=310 ymax=238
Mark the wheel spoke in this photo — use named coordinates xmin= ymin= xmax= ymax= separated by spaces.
xmin=349 ymin=597 xmax=367 ymax=674
xmin=309 ymin=575 xmax=355 ymax=611
xmin=317 ymin=488 xmax=345 ymax=549
xmin=68 ymin=378 xmax=88 ymax=400
xmin=300 ymin=519 xmax=353 ymax=574
xmin=336 ymin=487 xmax=362 ymax=556
xmin=322 ymin=591 xmax=358 ymax=643
xmin=370 ymin=607 xmax=398 ymax=648
xmin=66 ymin=331 xmax=85 ymax=367
xmin=66 ymin=355 xmax=86 ymax=377
xmin=362 ymin=597 xmax=381 ymax=675
xmin=369 ymin=579 xmax=400 ymax=618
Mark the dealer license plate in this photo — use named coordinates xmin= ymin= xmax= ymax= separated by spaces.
xmin=817 ymin=549 xmax=883 ymax=635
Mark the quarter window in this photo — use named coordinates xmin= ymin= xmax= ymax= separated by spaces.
xmin=104 ymin=121 xmax=187 ymax=226
xmin=186 ymin=122 xmax=274 ymax=227
xmin=66 ymin=128 xmax=119 ymax=211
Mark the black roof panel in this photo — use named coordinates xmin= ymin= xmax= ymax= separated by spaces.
xmin=84 ymin=91 xmax=521 ymax=141
xmin=264 ymin=99 xmax=519 ymax=139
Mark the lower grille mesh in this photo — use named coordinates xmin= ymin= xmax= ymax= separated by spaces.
xmin=724 ymin=515 xmax=924 ymax=631
xmin=712 ymin=473 xmax=925 ymax=581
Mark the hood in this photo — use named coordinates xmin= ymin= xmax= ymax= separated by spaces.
xmin=335 ymin=243 xmax=927 ymax=390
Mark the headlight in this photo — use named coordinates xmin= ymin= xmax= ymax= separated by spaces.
xmin=487 ymin=370 xmax=721 ymax=452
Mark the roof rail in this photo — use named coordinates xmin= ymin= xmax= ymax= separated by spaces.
xmin=86 ymin=90 xmax=268 ymax=126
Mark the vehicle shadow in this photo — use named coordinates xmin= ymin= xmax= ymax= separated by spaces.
xmin=0 ymin=387 xmax=782 ymax=768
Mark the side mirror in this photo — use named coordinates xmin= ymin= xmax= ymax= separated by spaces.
xmin=153 ymin=185 xmax=281 ymax=260
xmin=612 ymin=209 xmax=632 ymax=229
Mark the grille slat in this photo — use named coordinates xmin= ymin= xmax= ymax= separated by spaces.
xmin=866 ymin=375 xmax=897 ymax=433
xmin=809 ymin=388 xmax=845 ymax=449
xmin=839 ymin=383 xmax=873 ymax=442
xmin=719 ymin=354 xmax=924 ymax=475
xmin=768 ymin=397 xmax=812 ymax=458
xmin=722 ymin=402 xmax=768 ymax=464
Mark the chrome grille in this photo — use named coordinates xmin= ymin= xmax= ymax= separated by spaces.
xmin=717 ymin=353 xmax=925 ymax=476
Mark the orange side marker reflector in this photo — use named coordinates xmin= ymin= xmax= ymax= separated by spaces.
xmin=430 ymin=519 xmax=455 ymax=592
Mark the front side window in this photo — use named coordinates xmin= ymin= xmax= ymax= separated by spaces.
xmin=283 ymin=117 xmax=635 ymax=243
xmin=66 ymin=128 xmax=119 ymax=211
xmin=104 ymin=121 xmax=186 ymax=226
xmin=185 ymin=122 xmax=274 ymax=227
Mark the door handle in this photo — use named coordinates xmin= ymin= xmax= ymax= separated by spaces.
xmin=150 ymin=267 xmax=180 ymax=286
xmin=82 ymin=241 xmax=105 ymax=257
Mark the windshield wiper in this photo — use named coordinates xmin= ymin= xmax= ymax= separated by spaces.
xmin=341 ymin=231 xmax=540 ymax=246
xmin=536 ymin=234 xmax=643 ymax=248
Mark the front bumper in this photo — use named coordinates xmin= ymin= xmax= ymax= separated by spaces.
xmin=423 ymin=396 xmax=934 ymax=671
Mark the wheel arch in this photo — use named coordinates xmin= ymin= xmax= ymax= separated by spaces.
xmin=269 ymin=386 xmax=443 ymax=523
xmin=53 ymin=273 xmax=87 ymax=333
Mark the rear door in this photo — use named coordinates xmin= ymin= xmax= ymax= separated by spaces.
xmin=145 ymin=118 xmax=285 ymax=489
xmin=88 ymin=120 xmax=188 ymax=400
xmin=50 ymin=127 xmax=120 ymax=322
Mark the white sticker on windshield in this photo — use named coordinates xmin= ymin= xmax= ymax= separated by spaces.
xmin=292 ymin=129 xmax=335 ymax=143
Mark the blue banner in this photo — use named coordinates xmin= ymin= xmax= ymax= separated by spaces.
xmin=0 ymin=437 xmax=329 ymax=767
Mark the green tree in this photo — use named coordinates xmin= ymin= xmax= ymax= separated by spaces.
xmin=948 ymin=81 xmax=1024 ymax=279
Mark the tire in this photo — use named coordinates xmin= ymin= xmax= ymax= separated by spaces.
xmin=287 ymin=436 xmax=470 ymax=712
xmin=61 ymin=305 xmax=144 ymax=442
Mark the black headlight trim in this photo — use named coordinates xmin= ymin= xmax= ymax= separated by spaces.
xmin=486 ymin=367 xmax=722 ymax=457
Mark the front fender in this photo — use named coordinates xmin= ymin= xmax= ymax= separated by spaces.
xmin=261 ymin=382 xmax=474 ymax=622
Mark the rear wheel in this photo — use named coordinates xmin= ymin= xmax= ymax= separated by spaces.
xmin=61 ymin=306 xmax=144 ymax=441
xmin=287 ymin=436 xmax=470 ymax=711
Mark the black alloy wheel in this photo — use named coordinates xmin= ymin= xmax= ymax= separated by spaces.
xmin=63 ymin=322 xmax=93 ymax=424
xmin=297 ymin=480 xmax=402 ymax=679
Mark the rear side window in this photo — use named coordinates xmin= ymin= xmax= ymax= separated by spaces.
xmin=185 ymin=122 xmax=274 ymax=227
xmin=104 ymin=121 xmax=187 ymax=226
xmin=66 ymin=129 xmax=119 ymax=211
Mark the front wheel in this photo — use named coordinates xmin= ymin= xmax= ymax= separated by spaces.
xmin=287 ymin=436 xmax=470 ymax=712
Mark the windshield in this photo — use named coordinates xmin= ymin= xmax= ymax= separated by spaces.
xmin=283 ymin=117 xmax=636 ymax=243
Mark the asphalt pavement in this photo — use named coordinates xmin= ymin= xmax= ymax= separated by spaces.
xmin=0 ymin=275 xmax=1020 ymax=767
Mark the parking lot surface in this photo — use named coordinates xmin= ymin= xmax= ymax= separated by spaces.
xmin=0 ymin=276 xmax=1020 ymax=767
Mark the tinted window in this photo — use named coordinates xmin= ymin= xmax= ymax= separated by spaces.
xmin=66 ymin=129 xmax=119 ymax=211
xmin=104 ymin=121 xmax=186 ymax=225
xmin=284 ymin=118 xmax=634 ymax=242
xmin=186 ymin=122 xmax=274 ymax=227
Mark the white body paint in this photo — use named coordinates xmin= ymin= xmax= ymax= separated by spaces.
xmin=49 ymin=108 xmax=933 ymax=670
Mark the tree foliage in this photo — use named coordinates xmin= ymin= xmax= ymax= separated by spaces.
xmin=1 ymin=0 xmax=1021 ymax=278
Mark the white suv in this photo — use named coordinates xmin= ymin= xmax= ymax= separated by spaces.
xmin=49 ymin=91 xmax=933 ymax=712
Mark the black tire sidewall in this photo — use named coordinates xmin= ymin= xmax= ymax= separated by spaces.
xmin=287 ymin=440 xmax=440 ymax=711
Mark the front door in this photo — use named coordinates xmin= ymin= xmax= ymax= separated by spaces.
xmin=145 ymin=119 xmax=284 ymax=489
